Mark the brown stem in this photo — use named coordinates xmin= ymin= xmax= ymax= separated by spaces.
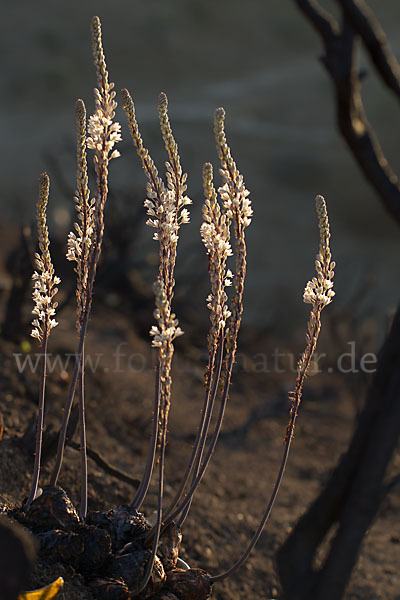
xmin=132 ymin=394 xmax=167 ymax=597
xmin=49 ymin=323 xmax=86 ymax=486
xmin=211 ymin=310 xmax=321 ymax=582
xmin=163 ymin=352 xmax=234 ymax=527
xmin=50 ymin=205 xmax=101 ymax=486
xmin=176 ymin=336 xmax=225 ymax=527
xmin=50 ymin=147 xmax=108 ymax=486
xmin=78 ymin=345 xmax=88 ymax=518
xmin=211 ymin=438 xmax=293 ymax=582
xmin=26 ymin=333 xmax=48 ymax=506
xmin=130 ymin=361 xmax=161 ymax=510
xmin=294 ymin=0 xmax=400 ymax=224
xmin=162 ymin=339 xmax=222 ymax=523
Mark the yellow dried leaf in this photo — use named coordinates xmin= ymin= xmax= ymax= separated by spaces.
xmin=19 ymin=577 xmax=64 ymax=600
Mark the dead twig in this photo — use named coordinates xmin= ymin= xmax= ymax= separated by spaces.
xmin=294 ymin=0 xmax=400 ymax=224
xmin=68 ymin=441 xmax=140 ymax=489
xmin=336 ymin=0 xmax=400 ymax=98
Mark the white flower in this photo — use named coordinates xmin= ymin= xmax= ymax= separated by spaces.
xmin=110 ymin=149 xmax=121 ymax=160
xmin=31 ymin=260 xmax=60 ymax=343
xmin=87 ymin=111 xmax=121 ymax=160
xmin=150 ymin=325 xmax=160 ymax=337
xmin=180 ymin=208 xmax=190 ymax=224
xmin=303 ymin=277 xmax=335 ymax=307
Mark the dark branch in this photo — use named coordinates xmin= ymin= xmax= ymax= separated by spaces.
xmin=294 ymin=0 xmax=400 ymax=225
xmin=294 ymin=0 xmax=339 ymax=40
xmin=336 ymin=0 xmax=400 ymax=99
xmin=277 ymin=305 xmax=400 ymax=600
xmin=68 ymin=440 xmax=140 ymax=489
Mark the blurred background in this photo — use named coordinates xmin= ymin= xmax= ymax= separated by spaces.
xmin=1 ymin=0 xmax=400 ymax=329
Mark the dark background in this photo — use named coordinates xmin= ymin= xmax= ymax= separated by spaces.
xmin=1 ymin=0 xmax=400 ymax=327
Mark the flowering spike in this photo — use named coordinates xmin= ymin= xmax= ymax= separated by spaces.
xmin=303 ymin=195 xmax=335 ymax=308
xmin=123 ymin=87 xmax=190 ymax=535
xmin=201 ymin=162 xmax=232 ymax=354
xmin=214 ymin=107 xmax=236 ymax=178
xmin=123 ymin=87 xmax=191 ymax=305
xmin=213 ymin=108 xmax=252 ymax=366
xmin=122 ymin=88 xmax=164 ymax=197
xmin=91 ymin=16 xmax=109 ymax=101
xmin=51 ymin=18 xmax=120 ymax=510
xmin=158 ymin=92 xmax=183 ymax=184
xmin=67 ymin=99 xmax=96 ymax=331
xmin=286 ymin=195 xmax=335 ymax=442
xmin=87 ymin=17 xmax=121 ymax=214
xmin=31 ymin=173 xmax=60 ymax=343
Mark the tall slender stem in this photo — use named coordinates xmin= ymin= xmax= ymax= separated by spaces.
xmin=211 ymin=196 xmax=335 ymax=582
xmin=54 ymin=15 xmax=121 ymax=491
xmin=26 ymin=333 xmax=48 ymax=506
xmin=163 ymin=353 xmax=233 ymax=528
xmin=176 ymin=337 xmax=225 ymax=527
xmin=211 ymin=440 xmax=292 ymax=582
xmin=78 ymin=345 xmax=88 ymax=518
xmin=30 ymin=172 xmax=59 ymax=495
xmin=49 ymin=333 xmax=84 ymax=486
xmin=49 ymin=245 xmax=96 ymax=487
xmin=50 ymin=164 xmax=106 ymax=487
xmin=131 ymin=361 xmax=161 ymax=510
xmin=162 ymin=341 xmax=221 ymax=522
xmin=210 ymin=311 xmax=321 ymax=582
xmin=132 ymin=392 xmax=167 ymax=597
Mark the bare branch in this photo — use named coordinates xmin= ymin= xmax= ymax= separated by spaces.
xmin=294 ymin=0 xmax=339 ymax=40
xmin=294 ymin=0 xmax=400 ymax=225
xmin=336 ymin=0 xmax=400 ymax=99
xmin=277 ymin=305 xmax=400 ymax=600
xmin=68 ymin=440 xmax=140 ymax=488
